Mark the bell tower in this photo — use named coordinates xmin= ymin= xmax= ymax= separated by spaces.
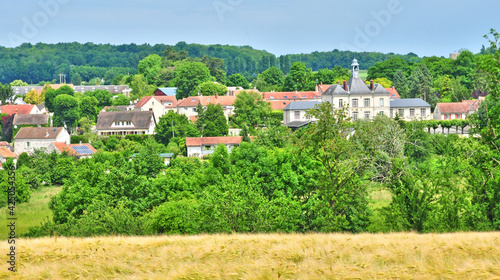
xmin=351 ymin=58 xmax=359 ymax=78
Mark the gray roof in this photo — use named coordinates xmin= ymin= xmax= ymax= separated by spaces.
xmin=347 ymin=77 xmax=372 ymax=95
xmin=96 ymin=111 xmax=154 ymax=130
xmin=15 ymin=127 xmax=65 ymax=140
xmin=390 ymin=98 xmax=431 ymax=108
xmin=13 ymin=114 xmax=48 ymax=125
xmin=284 ymin=121 xmax=315 ymax=128
xmin=37 ymin=102 xmax=45 ymax=111
xmin=322 ymin=84 xmax=348 ymax=95
xmin=283 ymin=101 xmax=322 ymax=110
xmin=373 ymin=84 xmax=390 ymax=94
xmin=156 ymin=87 xmax=177 ymax=96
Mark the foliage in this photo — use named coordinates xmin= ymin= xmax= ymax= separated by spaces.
xmin=0 ymin=83 xmax=15 ymax=105
xmin=227 ymin=73 xmax=250 ymax=89
xmin=233 ymin=90 xmax=271 ymax=129
xmin=80 ymin=96 xmax=98 ymax=122
xmin=173 ymin=61 xmax=213 ymax=99
xmin=196 ymin=103 xmax=228 ymax=136
xmin=154 ymin=111 xmax=199 ymax=145
xmin=196 ymin=81 xmax=228 ymax=96
xmin=53 ymin=94 xmax=79 ymax=131
xmin=24 ymin=89 xmax=45 ymax=105
xmin=283 ymin=62 xmax=315 ymax=91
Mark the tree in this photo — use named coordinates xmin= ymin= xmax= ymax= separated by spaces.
xmin=10 ymin=79 xmax=28 ymax=87
xmin=196 ymin=81 xmax=228 ymax=96
xmin=154 ymin=111 xmax=200 ymax=145
xmin=393 ymin=70 xmax=409 ymax=98
xmin=85 ymin=89 xmax=113 ymax=108
xmin=227 ymin=73 xmax=250 ymax=89
xmin=258 ymin=67 xmax=284 ymax=87
xmin=173 ymin=61 xmax=213 ymax=99
xmin=283 ymin=62 xmax=315 ymax=91
xmin=367 ymin=57 xmax=410 ymax=80
xmin=138 ymin=54 xmax=163 ymax=86
xmin=373 ymin=77 xmax=392 ymax=88
xmin=197 ymin=103 xmax=228 ymax=136
xmin=71 ymin=72 xmax=82 ymax=85
xmin=200 ymin=56 xmax=226 ymax=84
xmin=0 ymin=83 xmax=15 ymax=105
xmin=55 ymin=85 xmax=75 ymax=96
xmin=233 ymin=90 xmax=271 ymax=129
xmin=112 ymin=95 xmax=130 ymax=106
xmin=80 ymin=96 xmax=98 ymax=122
xmin=24 ymin=89 xmax=44 ymax=105
xmin=53 ymin=94 xmax=79 ymax=132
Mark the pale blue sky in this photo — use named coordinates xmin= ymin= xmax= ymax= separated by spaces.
xmin=0 ymin=0 xmax=497 ymax=57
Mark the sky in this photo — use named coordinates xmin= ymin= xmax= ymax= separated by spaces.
xmin=0 ymin=0 xmax=498 ymax=57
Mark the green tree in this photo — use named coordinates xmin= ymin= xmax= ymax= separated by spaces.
xmin=233 ymin=90 xmax=271 ymax=129
xmin=197 ymin=103 xmax=228 ymax=137
xmin=10 ymin=79 xmax=28 ymax=87
xmin=201 ymin=56 xmax=226 ymax=84
xmin=55 ymin=85 xmax=75 ymax=96
xmin=154 ymin=111 xmax=200 ymax=145
xmin=373 ymin=77 xmax=392 ymax=88
xmin=138 ymin=54 xmax=163 ymax=86
xmin=227 ymin=73 xmax=250 ymax=89
xmin=0 ymin=83 xmax=15 ymax=105
xmin=196 ymin=81 xmax=228 ymax=96
xmin=112 ymin=95 xmax=130 ymax=106
xmin=393 ymin=70 xmax=409 ymax=98
xmin=53 ymin=94 xmax=79 ymax=132
xmin=80 ymin=96 xmax=98 ymax=122
xmin=283 ymin=62 xmax=315 ymax=91
xmin=367 ymin=57 xmax=410 ymax=80
xmin=71 ymin=72 xmax=82 ymax=85
xmin=258 ymin=67 xmax=284 ymax=87
xmin=173 ymin=61 xmax=213 ymax=99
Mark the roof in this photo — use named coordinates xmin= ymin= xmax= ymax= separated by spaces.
xmin=52 ymin=142 xmax=97 ymax=156
xmin=436 ymin=100 xmax=480 ymax=114
xmin=0 ymin=147 xmax=17 ymax=158
xmin=0 ymin=141 xmax=10 ymax=147
xmin=386 ymin=87 xmax=401 ymax=99
xmin=284 ymin=121 xmax=315 ymax=128
xmin=37 ymin=102 xmax=46 ymax=111
xmin=268 ymin=100 xmax=292 ymax=110
xmin=283 ymin=101 xmax=322 ymax=110
xmin=14 ymin=127 xmax=65 ymax=140
xmin=13 ymin=114 xmax=48 ymax=125
xmin=390 ymin=98 xmax=431 ymax=108
xmin=262 ymin=91 xmax=320 ymax=100
xmin=347 ymin=77 xmax=374 ymax=95
xmin=322 ymin=84 xmax=348 ymax=95
xmin=177 ymin=95 xmax=236 ymax=107
xmin=0 ymin=105 xmax=35 ymax=115
xmin=96 ymin=111 xmax=154 ymax=130
xmin=318 ymin=84 xmax=331 ymax=93
xmin=186 ymin=136 xmax=245 ymax=146
xmin=136 ymin=95 xmax=177 ymax=108
xmin=155 ymin=87 xmax=177 ymax=96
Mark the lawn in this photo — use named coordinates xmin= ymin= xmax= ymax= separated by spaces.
xmin=0 ymin=186 xmax=62 ymax=239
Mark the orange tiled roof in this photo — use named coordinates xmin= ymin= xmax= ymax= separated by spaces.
xmin=52 ymin=142 xmax=97 ymax=156
xmin=437 ymin=100 xmax=480 ymax=114
xmin=318 ymin=84 xmax=331 ymax=93
xmin=262 ymin=91 xmax=320 ymax=100
xmin=386 ymin=87 xmax=401 ymax=99
xmin=0 ymin=105 xmax=35 ymax=115
xmin=0 ymin=147 xmax=17 ymax=158
xmin=136 ymin=95 xmax=178 ymax=108
xmin=177 ymin=95 xmax=236 ymax=107
xmin=186 ymin=136 xmax=245 ymax=146
xmin=268 ymin=100 xmax=292 ymax=110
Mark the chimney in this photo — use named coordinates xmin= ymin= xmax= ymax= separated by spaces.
xmin=320 ymin=81 xmax=323 ymax=85
xmin=215 ymin=93 xmax=218 ymax=99
xmin=343 ymin=80 xmax=347 ymax=91
xmin=370 ymin=79 xmax=374 ymax=91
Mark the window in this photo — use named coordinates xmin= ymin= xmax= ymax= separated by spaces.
xmin=352 ymin=99 xmax=358 ymax=107
xmin=379 ymin=98 xmax=384 ymax=107
xmin=149 ymin=108 xmax=153 ymax=111
xmin=192 ymin=108 xmax=196 ymax=112
xmin=364 ymin=111 xmax=370 ymax=119
xmin=352 ymin=112 xmax=358 ymax=121
xmin=205 ymin=146 xmax=211 ymax=151
xmin=364 ymin=98 xmax=370 ymax=107
xmin=410 ymin=109 xmax=415 ymax=117
xmin=294 ymin=111 xmax=300 ymax=120
xmin=283 ymin=96 xmax=288 ymax=99
xmin=421 ymin=108 xmax=426 ymax=117
xmin=379 ymin=111 xmax=384 ymax=116
xmin=339 ymin=99 xmax=343 ymax=108
xmin=398 ymin=109 xmax=404 ymax=117
xmin=26 ymin=142 xmax=30 ymax=149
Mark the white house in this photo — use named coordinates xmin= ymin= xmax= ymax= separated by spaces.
xmin=14 ymin=127 xmax=70 ymax=155
xmin=433 ymin=100 xmax=480 ymax=120
xmin=390 ymin=99 xmax=432 ymax=120
xmin=177 ymin=94 xmax=236 ymax=121
xmin=96 ymin=111 xmax=156 ymax=136
xmin=186 ymin=136 xmax=246 ymax=158
xmin=283 ymin=101 xmax=321 ymax=125
xmin=135 ymin=95 xmax=178 ymax=123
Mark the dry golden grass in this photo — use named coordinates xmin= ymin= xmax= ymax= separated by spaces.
xmin=1 ymin=232 xmax=500 ymax=279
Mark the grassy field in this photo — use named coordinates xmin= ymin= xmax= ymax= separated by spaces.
xmin=359 ymin=69 xmax=368 ymax=80
xmin=1 ymin=232 xmax=499 ymax=279
xmin=0 ymin=186 xmax=62 ymax=239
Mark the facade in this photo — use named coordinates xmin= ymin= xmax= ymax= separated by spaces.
xmin=96 ymin=111 xmax=156 ymax=136
xmin=177 ymin=94 xmax=236 ymax=120
xmin=135 ymin=95 xmax=178 ymax=123
xmin=321 ymin=59 xmax=391 ymax=120
xmin=283 ymin=101 xmax=321 ymax=124
xmin=186 ymin=136 xmax=245 ymax=158
xmin=390 ymin=98 xmax=432 ymax=120
xmin=14 ymin=127 xmax=70 ymax=155
xmin=433 ymin=100 xmax=480 ymax=120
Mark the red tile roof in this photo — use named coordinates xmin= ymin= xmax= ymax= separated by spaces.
xmin=186 ymin=136 xmax=245 ymax=146
xmin=0 ymin=141 xmax=10 ymax=147
xmin=0 ymin=105 xmax=35 ymax=115
xmin=436 ymin=100 xmax=480 ymax=114
xmin=0 ymin=147 xmax=17 ymax=158
xmin=318 ymin=85 xmax=331 ymax=93
xmin=52 ymin=142 xmax=97 ymax=156
xmin=136 ymin=95 xmax=179 ymax=108
xmin=262 ymin=91 xmax=320 ymax=100
xmin=177 ymin=95 xmax=236 ymax=107
xmin=386 ymin=87 xmax=401 ymax=99
xmin=268 ymin=100 xmax=292 ymax=110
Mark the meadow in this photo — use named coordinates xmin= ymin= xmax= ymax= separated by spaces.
xmin=1 ymin=232 xmax=499 ymax=279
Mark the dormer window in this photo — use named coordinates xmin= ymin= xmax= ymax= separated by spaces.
xmin=284 ymin=96 xmax=288 ymax=98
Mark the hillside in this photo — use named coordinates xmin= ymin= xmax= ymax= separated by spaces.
xmin=0 ymin=42 xmax=421 ymax=84
xmin=2 ymin=232 xmax=499 ymax=279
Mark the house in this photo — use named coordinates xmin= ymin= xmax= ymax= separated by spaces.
xmin=283 ymin=101 xmax=321 ymax=125
xmin=321 ymin=59 xmax=391 ymax=120
xmin=186 ymin=136 xmax=246 ymax=158
xmin=135 ymin=95 xmax=178 ymax=123
xmin=48 ymin=142 xmax=97 ymax=158
xmin=131 ymin=152 xmax=174 ymax=165
xmin=263 ymin=91 xmax=321 ymax=101
xmin=268 ymin=100 xmax=293 ymax=110
xmin=37 ymin=102 xmax=47 ymax=114
xmin=13 ymin=114 xmax=48 ymax=127
xmin=0 ymin=147 xmax=18 ymax=167
xmin=14 ymin=127 xmax=70 ymax=155
xmin=96 ymin=111 xmax=156 ymax=136
xmin=177 ymin=94 xmax=236 ymax=121
xmin=154 ymin=87 xmax=177 ymax=96
xmin=433 ymin=100 xmax=480 ymax=120
xmin=386 ymin=87 xmax=401 ymax=99
xmin=0 ymin=141 xmax=12 ymax=150
xmin=390 ymin=98 xmax=432 ymax=120
xmin=0 ymin=104 xmax=40 ymax=115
